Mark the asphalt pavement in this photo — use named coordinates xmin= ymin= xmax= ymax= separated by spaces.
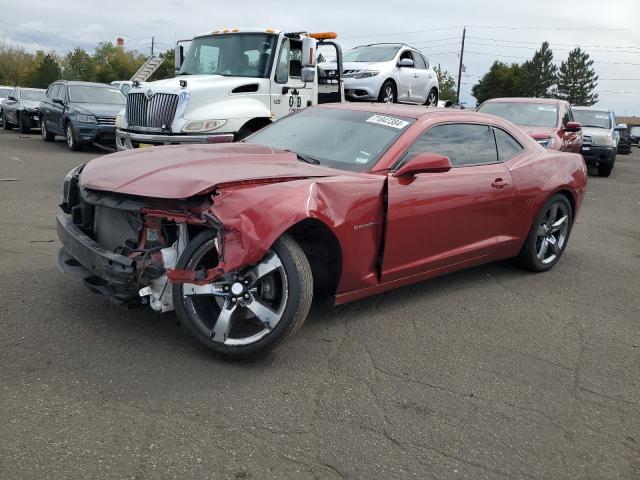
xmin=1 ymin=129 xmax=639 ymax=479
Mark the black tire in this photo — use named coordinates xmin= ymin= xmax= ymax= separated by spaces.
xmin=518 ymin=194 xmax=573 ymax=272
xmin=66 ymin=122 xmax=80 ymax=151
xmin=2 ymin=112 xmax=12 ymax=130
xmin=41 ymin=121 xmax=55 ymax=142
xmin=18 ymin=113 xmax=29 ymax=133
xmin=425 ymin=87 xmax=438 ymax=106
xmin=598 ymin=162 xmax=613 ymax=177
xmin=377 ymin=81 xmax=396 ymax=103
xmin=173 ymin=230 xmax=314 ymax=359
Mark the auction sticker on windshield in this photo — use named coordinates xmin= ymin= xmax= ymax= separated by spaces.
xmin=366 ymin=114 xmax=410 ymax=130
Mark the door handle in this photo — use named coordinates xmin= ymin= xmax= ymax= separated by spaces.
xmin=491 ymin=178 xmax=509 ymax=188
xmin=413 ymin=74 xmax=419 ymax=78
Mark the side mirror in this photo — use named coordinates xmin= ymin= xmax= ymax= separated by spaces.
xmin=398 ymin=58 xmax=414 ymax=68
xmin=301 ymin=67 xmax=316 ymax=83
xmin=615 ymin=123 xmax=627 ymax=131
xmin=175 ymin=42 xmax=186 ymax=71
xmin=564 ymin=121 xmax=581 ymax=132
xmin=393 ymin=153 xmax=452 ymax=177
xmin=301 ymin=37 xmax=316 ymax=67
xmin=7 ymin=95 xmax=16 ymax=101
xmin=52 ymin=97 xmax=64 ymax=105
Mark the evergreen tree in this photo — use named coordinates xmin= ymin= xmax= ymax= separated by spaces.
xmin=471 ymin=61 xmax=525 ymax=104
xmin=29 ymin=53 xmax=62 ymax=88
xmin=556 ymin=47 xmax=599 ymax=106
xmin=521 ymin=41 xmax=557 ymax=97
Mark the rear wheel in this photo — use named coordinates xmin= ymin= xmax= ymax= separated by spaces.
xmin=518 ymin=194 xmax=573 ymax=272
xmin=378 ymin=81 xmax=396 ymax=103
xmin=425 ymin=88 xmax=438 ymax=106
xmin=173 ymin=231 xmax=314 ymax=359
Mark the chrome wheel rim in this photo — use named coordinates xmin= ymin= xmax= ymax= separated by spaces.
xmin=41 ymin=123 xmax=46 ymax=138
xmin=383 ymin=85 xmax=394 ymax=103
xmin=535 ymin=202 xmax=569 ymax=265
xmin=427 ymin=90 xmax=437 ymax=105
xmin=66 ymin=126 xmax=73 ymax=148
xmin=182 ymin=241 xmax=289 ymax=346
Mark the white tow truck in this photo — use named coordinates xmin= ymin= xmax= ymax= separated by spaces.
xmin=115 ymin=28 xmax=344 ymax=149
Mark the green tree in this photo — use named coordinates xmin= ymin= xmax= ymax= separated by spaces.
xmin=94 ymin=42 xmax=146 ymax=83
xmin=0 ymin=42 xmax=36 ymax=86
xmin=435 ymin=65 xmax=456 ymax=101
xmin=556 ymin=47 xmax=599 ymax=106
xmin=147 ymin=49 xmax=175 ymax=81
xmin=521 ymin=41 xmax=557 ymax=98
xmin=63 ymin=48 xmax=96 ymax=81
xmin=471 ymin=61 xmax=525 ymax=104
xmin=28 ymin=52 xmax=62 ymax=88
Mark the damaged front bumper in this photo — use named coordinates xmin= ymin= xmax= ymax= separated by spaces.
xmin=56 ymin=213 xmax=140 ymax=306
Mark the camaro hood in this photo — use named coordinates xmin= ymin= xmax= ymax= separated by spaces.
xmin=74 ymin=103 xmax=125 ymax=117
xmin=80 ymin=143 xmax=345 ymax=199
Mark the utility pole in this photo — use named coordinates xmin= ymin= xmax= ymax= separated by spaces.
xmin=151 ymin=36 xmax=155 ymax=56
xmin=456 ymin=27 xmax=466 ymax=104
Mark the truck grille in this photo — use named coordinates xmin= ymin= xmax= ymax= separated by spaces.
xmin=126 ymin=92 xmax=179 ymax=129
xmin=582 ymin=135 xmax=592 ymax=147
xmin=96 ymin=116 xmax=115 ymax=125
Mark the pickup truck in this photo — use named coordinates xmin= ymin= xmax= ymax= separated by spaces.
xmin=115 ymin=29 xmax=343 ymax=149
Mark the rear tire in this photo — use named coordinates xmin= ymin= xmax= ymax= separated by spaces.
xmin=518 ymin=194 xmax=573 ymax=272
xmin=377 ymin=81 xmax=396 ymax=103
xmin=41 ymin=121 xmax=55 ymax=142
xmin=173 ymin=231 xmax=314 ymax=359
xmin=425 ymin=88 xmax=438 ymax=106
xmin=598 ymin=163 xmax=613 ymax=177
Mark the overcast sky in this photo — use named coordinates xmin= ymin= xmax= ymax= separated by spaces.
xmin=2 ymin=0 xmax=639 ymax=115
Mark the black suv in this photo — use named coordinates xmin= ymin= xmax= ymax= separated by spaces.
xmin=39 ymin=81 xmax=126 ymax=150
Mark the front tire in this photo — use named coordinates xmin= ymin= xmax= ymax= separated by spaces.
xmin=518 ymin=194 xmax=573 ymax=272
xmin=173 ymin=231 xmax=313 ymax=359
xmin=18 ymin=113 xmax=29 ymax=133
xmin=378 ymin=81 xmax=396 ymax=103
xmin=66 ymin=123 xmax=80 ymax=151
xmin=41 ymin=121 xmax=55 ymax=142
xmin=2 ymin=112 xmax=12 ymax=130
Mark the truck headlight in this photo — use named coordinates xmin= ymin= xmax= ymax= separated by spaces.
xmin=182 ymin=119 xmax=227 ymax=133
xmin=353 ymin=70 xmax=379 ymax=79
xmin=77 ymin=114 xmax=97 ymax=124
xmin=115 ymin=112 xmax=126 ymax=129
xmin=592 ymin=135 xmax=614 ymax=147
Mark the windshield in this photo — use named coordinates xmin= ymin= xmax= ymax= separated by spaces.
xmin=630 ymin=126 xmax=640 ymax=135
xmin=68 ymin=86 xmax=126 ymax=104
xmin=478 ymin=102 xmax=558 ymax=128
xmin=573 ymin=110 xmax=611 ymax=129
xmin=343 ymin=46 xmax=401 ymax=63
xmin=246 ymin=107 xmax=414 ymax=172
xmin=21 ymin=90 xmax=45 ymax=101
xmin=0 ymin=88 xmax=11 ymax=98
xmin=178 ymin=33 xmax=276 ymax=77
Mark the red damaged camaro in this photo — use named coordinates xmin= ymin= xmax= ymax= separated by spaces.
xmin=57 ymin=103 xmax=587 ymax=358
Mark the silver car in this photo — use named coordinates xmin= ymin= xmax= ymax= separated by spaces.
xmin=320 ymin=43 xmax=439 ymax=105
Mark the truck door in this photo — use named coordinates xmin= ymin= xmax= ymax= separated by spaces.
xmin=271 ymin=37 xmax=314 ymax=119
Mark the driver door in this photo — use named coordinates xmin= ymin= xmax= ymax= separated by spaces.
xmin=271 ymin=37 xmax=314 ymax=120
xmin=381 ymin=123 xmax=515 ymax=282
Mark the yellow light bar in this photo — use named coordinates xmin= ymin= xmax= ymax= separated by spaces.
xmin=266 ymin=28 xmax=276 ymax=33
xmin=231 ymin=28 xmax=239 ymax=32
xmin=308 ymin=32 xmax=337 ymax=40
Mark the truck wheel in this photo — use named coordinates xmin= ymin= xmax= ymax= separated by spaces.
xmin=41 ymin=122 xmax=55 ymax=142
xmin=378 ymin=81 xmax=396 ymax=103
xmin=598 ymin=162 xmax=613 ymax=177
xmin=66 ymin=123 xmax=81 ymax=151
xmin=518 ymin=194 xmax=573 ymax=272
xmin=173 ymin=231 xmax=314 ymax=359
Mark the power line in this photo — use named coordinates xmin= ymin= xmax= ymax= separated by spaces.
xmin=467 ymin=25 xmax=637 ymax=31
xmin=466 ymin=36 xmax=640 ymax=50
xmin=342 ymin=26 xmax=463 ymax=39
xmin=465 ymin=41 xmax=640 ymax=54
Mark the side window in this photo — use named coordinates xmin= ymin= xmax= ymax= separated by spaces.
xmin=494 ymin=128 xmax=524 ymax=161
xmin=58 ymin=85 xmax=67 ymax=102
xmin=49 ymin=84 xmax=60 ymax=100
xmin=8 ymin=88 xmax=16 ymax=99
xmin=275 ymin=38 xmax=290 ymax=84
xmin=561 ymin=105 xmax=570 ymax=127
xmin=422 ymin=55 xmax=430 ymax=70
xmin=402 ymin=124 xmax=498 ymax=167
xmin=413 ymin=53 xmax=426 ymax=69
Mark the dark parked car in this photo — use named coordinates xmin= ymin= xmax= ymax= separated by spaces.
xmin=617 ymin=125 xmax=631 ymax=155
xmin=629 ymin=125 xmax=640 ymax=146
xmin=0 ymin=85 xmax=13 ymax=127
xmin=39 ymin=81 xmax=126 ymax=150
xmin=1 ymin=87 xmax=46 ymax=132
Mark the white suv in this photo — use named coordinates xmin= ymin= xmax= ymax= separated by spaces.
xmin=320 ymin=43 xmax=439 ymax=105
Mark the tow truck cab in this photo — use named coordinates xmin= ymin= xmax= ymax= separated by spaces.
xmin=115 ymin=29 xmax=343 ymax=149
